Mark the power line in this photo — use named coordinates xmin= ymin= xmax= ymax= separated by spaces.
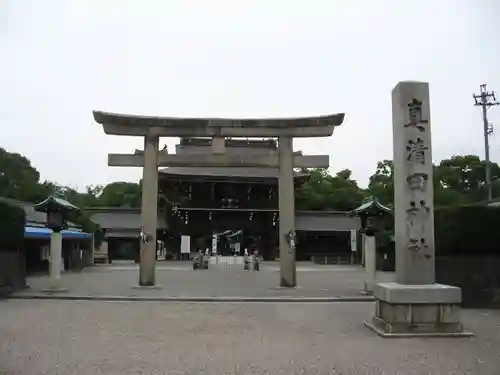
xmin=473 ymin=84 xmax=499 ymax=201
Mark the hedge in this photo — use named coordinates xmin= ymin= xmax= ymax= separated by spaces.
xmin=376 ymin=203 xmax=500 ymax=262
xmin=0 ymin=200 xmax=26 ymax=251
xmin=435 ymin=204 xmax=500 ymax=256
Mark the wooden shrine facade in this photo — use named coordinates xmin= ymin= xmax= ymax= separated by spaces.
xmin=160 ymin=138 xmax=304 ymax=259
xmin=89 ymin=138 xmax=362 ymax=261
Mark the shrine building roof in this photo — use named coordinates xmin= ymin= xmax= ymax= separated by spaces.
xmin=159 ymin=137 xmax=309 ymax=180
xmin=159 ymin=166 xmax=308 ymax=180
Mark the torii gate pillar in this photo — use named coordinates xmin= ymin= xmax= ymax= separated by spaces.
xmin=278 ymin=136 xmax=296 ymax=287
xmin=139 ymin=135 xmax=159 ymax=286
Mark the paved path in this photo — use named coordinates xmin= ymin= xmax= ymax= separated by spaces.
xmin=17 ymin=262 xmax=395 ymax=299
xmin=0 ymin=300 xmax=499 ymax=374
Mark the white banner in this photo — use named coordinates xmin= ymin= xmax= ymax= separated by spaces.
xmin=350 ymin=230 xmax=357 ymax=252
xmin=212 ymin=234 xmax=218 ymax=254
xmin=181 ymin=235 xmax=191 ymax=254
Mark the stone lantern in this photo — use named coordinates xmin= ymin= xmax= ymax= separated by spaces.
xmin=33 ymin=196 xmax=79 ymax=292
xmin=351 ymin=197 xmax=392 ymax=295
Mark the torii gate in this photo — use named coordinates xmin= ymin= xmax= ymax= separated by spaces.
xmin=93 ymin=112 xmax=345 ymax=288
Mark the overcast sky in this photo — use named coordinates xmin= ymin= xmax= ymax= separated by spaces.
xmin=1 ymin=0 xmax=500 ymax=190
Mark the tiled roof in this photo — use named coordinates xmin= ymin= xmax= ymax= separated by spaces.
xmin=88 ymin=210 xmax=168 ymax=230
xmin=0 ymin=197 xmax=80 ymax=227
xmin=85 ymin=208 xmax=358 ymax=232
xmin=159 ymin=167 xmax=307 ymax=179
xmin=351 ymin=197 xmax=392 ymax=215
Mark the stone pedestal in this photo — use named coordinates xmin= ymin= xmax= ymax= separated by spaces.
xmin=88 ymin=235 xmax=96 ymax=266
xmin=360 ymin=234 xmax=366 ymax=266
xmin=365 ymin=282 xmax=472 ymax=337
xmin=42 ymin=232 xmax=68 ymax=293
xmin=362 ymin=235 xmax=376 ymax=295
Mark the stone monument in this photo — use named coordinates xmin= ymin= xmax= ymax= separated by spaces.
xmin=365 ymin=81 xmax=472 ymax=337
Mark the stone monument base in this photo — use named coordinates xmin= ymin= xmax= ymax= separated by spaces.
xmin=365 ymin=282 xmax=473 ymax=337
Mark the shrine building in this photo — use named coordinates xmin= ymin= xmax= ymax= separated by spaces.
xmin=88 ymin=137 xmax=361 ymax=262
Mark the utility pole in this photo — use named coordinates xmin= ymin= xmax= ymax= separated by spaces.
xmin=473 ymin=84 xmax=499 ymax=201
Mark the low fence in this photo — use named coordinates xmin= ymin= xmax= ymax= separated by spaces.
xmin=309 ymin=253 xmax=355 ymax=265
xmin=210 ymin=256 xmax=245 ymax=268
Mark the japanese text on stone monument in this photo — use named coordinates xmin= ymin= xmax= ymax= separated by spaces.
xmin=405 ymin=98 xmax=428 ymax=132
xmin=404 ymin=98 xmax=431 ymax=259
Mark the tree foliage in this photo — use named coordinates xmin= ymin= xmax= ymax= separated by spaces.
xmin=435 ymin=155 xmax=500 ymax=204
xmin=296 ymin=168 xmax=365 ymax=211
xmin=367 ymin=160 xmax=393 ymax=206
xmin=0 ymin=148 xmax=41 ymax=203
xmin=98 ymin=182 xmax=141 ymax=208
xmin=366 ymin=155 xmax=500 ymax=207
xmin=0 ymin=147 xmax=141 ymax=207
xmin=1 ymin=146 xmax=499 ymax=219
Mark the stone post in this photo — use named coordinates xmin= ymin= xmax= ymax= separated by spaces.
xmin=278 ymin=136 xmax=296 ymax=287
xmin=83 ymin=234 xmax=95 ymax=267
xmin=361 ymin=234 xmax=366 ymax=266
xmin=138 ymin=135 xmax=159 ymax=287
xmin=45 ymin=231 xmax=67 ymax=292
xmin=365 ymin=81 xmax=470 ymax=337
xmin=363 ymin=234 xmax=376 ymax=294
xmin=212 ymin=137 xmax=225 ymax=154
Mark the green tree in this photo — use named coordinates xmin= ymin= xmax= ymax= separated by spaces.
xmin=367 ymin=160 xmax=394 ymax=206
xmin=29 ymin=181 xmax=59 ymax=203
xmin=0 ymin=147 xmax=42 ymax=202
xmin=296 ymin=168 xmax=366 ymax=211
xmin=84 ymin=185 xmax=104 ymax=206
xmin=367 ymin=155 xmax=500 ymax=207
xmin=435 ymin=155 xmax=500 ymax=203
xmin=97 ymin=181 xmax=141 ymax=207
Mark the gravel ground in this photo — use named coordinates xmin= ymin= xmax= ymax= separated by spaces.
xmin=0 ymin=300 xmax=499 ymax=375
xmin=19 ymin=262 xmax=395 ymax=298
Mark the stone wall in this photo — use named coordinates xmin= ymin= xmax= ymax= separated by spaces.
xmin=436 ymin=256 xmax=500 ymax=308
xmin=0 ymin=252 xmax=26 ymax=296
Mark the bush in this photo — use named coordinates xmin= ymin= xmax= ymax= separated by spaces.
xmin=435 ymin=204 xmax=500 ymax=256
xmin=0 ymin=200 xmax=26 ymax=251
